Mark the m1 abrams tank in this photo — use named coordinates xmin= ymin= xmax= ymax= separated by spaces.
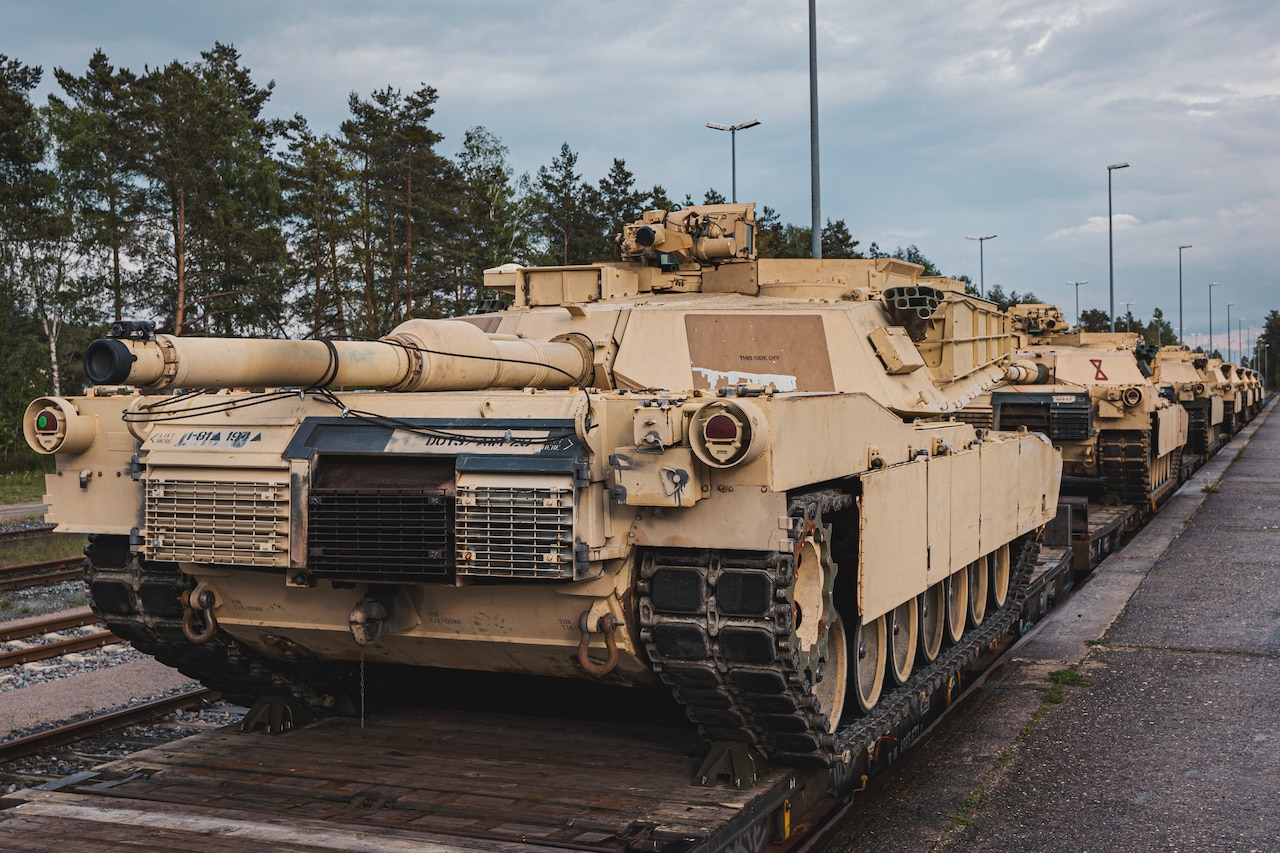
xmin=1208 ymin=359 xmax=1247 ymax=435
xmin=1241 ymin=368 xmax=1263 ymax=420
xmin=25 ymin=203 xmax=1059 ymax=767
xmin=1149 ymin=346 xmax=1226 ymax=461
xmin=961 ymin=304 xmax=1187 ymax=505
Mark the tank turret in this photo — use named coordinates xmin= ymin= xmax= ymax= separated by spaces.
xmin=25 ymin=203 xmax=1060 ymax=769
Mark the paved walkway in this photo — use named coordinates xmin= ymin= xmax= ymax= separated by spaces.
xmin=0 ymin=500 xmax=46 ymax=523
xmin=824 ymin=399 xmax=1279 ymax=852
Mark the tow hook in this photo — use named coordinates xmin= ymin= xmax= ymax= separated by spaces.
xmin=180 ymin=583 xmax=218 ymax=644
xmin=348 ymin=599 xmax=389 ymax=646
xmin=577 ymin=611 xmax=621 ymax=677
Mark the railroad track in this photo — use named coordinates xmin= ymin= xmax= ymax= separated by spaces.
xmin=0 ymin=557 xmax=82 ymax=593
xmin=0 ymin=687 xmax=213 ymax=764
xmin=0 ymin=607 xmax=117 ymax=670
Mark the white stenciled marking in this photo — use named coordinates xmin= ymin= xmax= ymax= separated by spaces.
xmin=692 ymin=367 xmax=798 ymax=391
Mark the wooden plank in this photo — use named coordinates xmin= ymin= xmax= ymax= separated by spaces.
xmin=5 ymin=792 xmax=585 ymax=852
xmin=0 ymin=705 xmax=795 ymax=851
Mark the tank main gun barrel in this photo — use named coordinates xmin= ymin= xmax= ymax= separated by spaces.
xmin=84 ymin=319 xmax=595 ymax=392
xmin=1005 ymin=361 xmax=1051 ymax=384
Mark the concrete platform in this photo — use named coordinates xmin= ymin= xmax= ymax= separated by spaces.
xmin=821 ymin=399 xmax=1279 ymax=852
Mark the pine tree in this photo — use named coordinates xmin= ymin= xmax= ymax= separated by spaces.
xmin=47 ymin=50 xmax=143 ymax=323
xmin=133 ymin=45 xmax=286 ymax=336
xmin=281 ymin=117 xmax=357 ymax=338
xmin=454 ymin=126 xmax=531 ymax=309
xmin=530 ymin=143 xmax=605 ymax=266
xmin=341 ymin=84 xmax=458 ymax=330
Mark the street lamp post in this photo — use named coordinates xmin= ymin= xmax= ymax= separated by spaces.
xmin=1227 ymin=303 xmax=1235 ymax=363
xmin=1209 ymin=282 xmax=1220 ymax=356
xmin=1178 ymin=244 xmax=1192 ymax=345
xmin=808 ymin=0 xmax=821 ymax=259
xmin=705 ymin=119 xmax=761 ymax=204
xmin=1066 ymin=280 xmax=1088 ymax=328
xmin=965 ymin=234 xmax=997 ymax=298
xmin=1107 ymin=162 xmax=1130 ymax=331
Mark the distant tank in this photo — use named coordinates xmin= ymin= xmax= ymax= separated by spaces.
xmin=960 ymin=304 xmax=1187 ymax=505
xmin=1149 ymin=346 xmax=1226 ymax=461
xmin=25 ymin=203 xmax=1059 ymax=767
xmin=1241 ymin=368 xmax=1263 ymax=420
xmin=1206 ymin=358 xmax=1245 ymax=436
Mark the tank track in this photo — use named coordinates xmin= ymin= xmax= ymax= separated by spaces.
xmin=84 ymin=549 xmax=351 ymax=712
xmin=1099 ymin=429 xmax=1180 ymax=505
xmin=638 ymin=493 xmax=1040 ymax=768
xmin=1186 ymin=407 xmax=1209 ymax=459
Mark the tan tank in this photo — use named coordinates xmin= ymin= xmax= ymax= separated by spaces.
xmin=1149 ymin=346 xmax=1226 ymax=461
xmin=960 ymin=304 xmax=1187 ymax=505
xmin=1241 ymin=368 xmax=1263 ymax=420
xmin=25 ymin=203 xmax=1059 ymax=766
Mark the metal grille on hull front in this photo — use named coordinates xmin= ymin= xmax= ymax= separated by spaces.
xmin=996 ymin=397 xmax=1091 ymax=441
xmin=456 ymin=476 xmax=575 ymax=580
xmin=146 ymin=479 xmax=288 ymax=567
xmin=308 ymin=489 xmax=453 ymax=579
xmin=307 ymin=457 xmax=454 ymax=582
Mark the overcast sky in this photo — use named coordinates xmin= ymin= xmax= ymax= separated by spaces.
xmin=6 ymin=0 xmax=1278 ymax=354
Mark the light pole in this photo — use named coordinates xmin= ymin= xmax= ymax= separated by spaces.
xmin=1178 ymin=244 xmax=1192 ymax=344
xmin=1066 ymin=280 xmax=1088 ymax=328
xmin=1107 ymin=162 xmax=1130 ymax=331
xmin=705 ymin=119 xmax=761 ymax=204
xmin=1226 ymin=303 xmax=1235 ymax=363
xmin=1208 ymin=282 xmax=1220 ymax=357
xmin=1122 ymin=301 xmax=1135 ymax=333
xmin=808 ymin=0 xmax=821 ymax=259
xmin=1238 ymin=318 xmax=1244 ymax=366
xmin=965 ymin=234 xmax=997 ymax=298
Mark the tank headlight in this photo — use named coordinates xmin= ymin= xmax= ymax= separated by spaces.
xmin=1194 ymin=382 xmax=1205 ymax=394
xmin=690 ymin=400 xmax=768 ymax=469
xmin=1122 ymin=387 xmax=1143 ymax=408
xmin=24 ymin=397 xmax=98 ymax=455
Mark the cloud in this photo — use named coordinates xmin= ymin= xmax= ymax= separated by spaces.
xmin=1048 ymin=214 xmax=1141 ymax=240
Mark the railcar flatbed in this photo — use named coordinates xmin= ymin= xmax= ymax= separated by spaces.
xmin=1 ymin=699 xmax=817 ymax=852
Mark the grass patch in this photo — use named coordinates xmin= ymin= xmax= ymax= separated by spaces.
xmin=0 ymin=469 xmax=47 ymax=504
xmin=1048 ymin=665 xmax=1088 ymax=687
xmin=0 ymin=532 xmax=85 ymax=568
xmin=1202 ymin=484 xmax=1221 ymax=494
xmin=1042 ymin=684 xmax=1068 ymax=704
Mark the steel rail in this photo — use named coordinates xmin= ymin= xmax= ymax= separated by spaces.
xmin=0 ymin=558 xmax=82 ymax=592
xmin=1 ymin=620 xmax=119 ymax=671
xmin=0 ymin=688 xmax=214 ymax=764
xmin=1 ymin=607 xmax=97 ymax=641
